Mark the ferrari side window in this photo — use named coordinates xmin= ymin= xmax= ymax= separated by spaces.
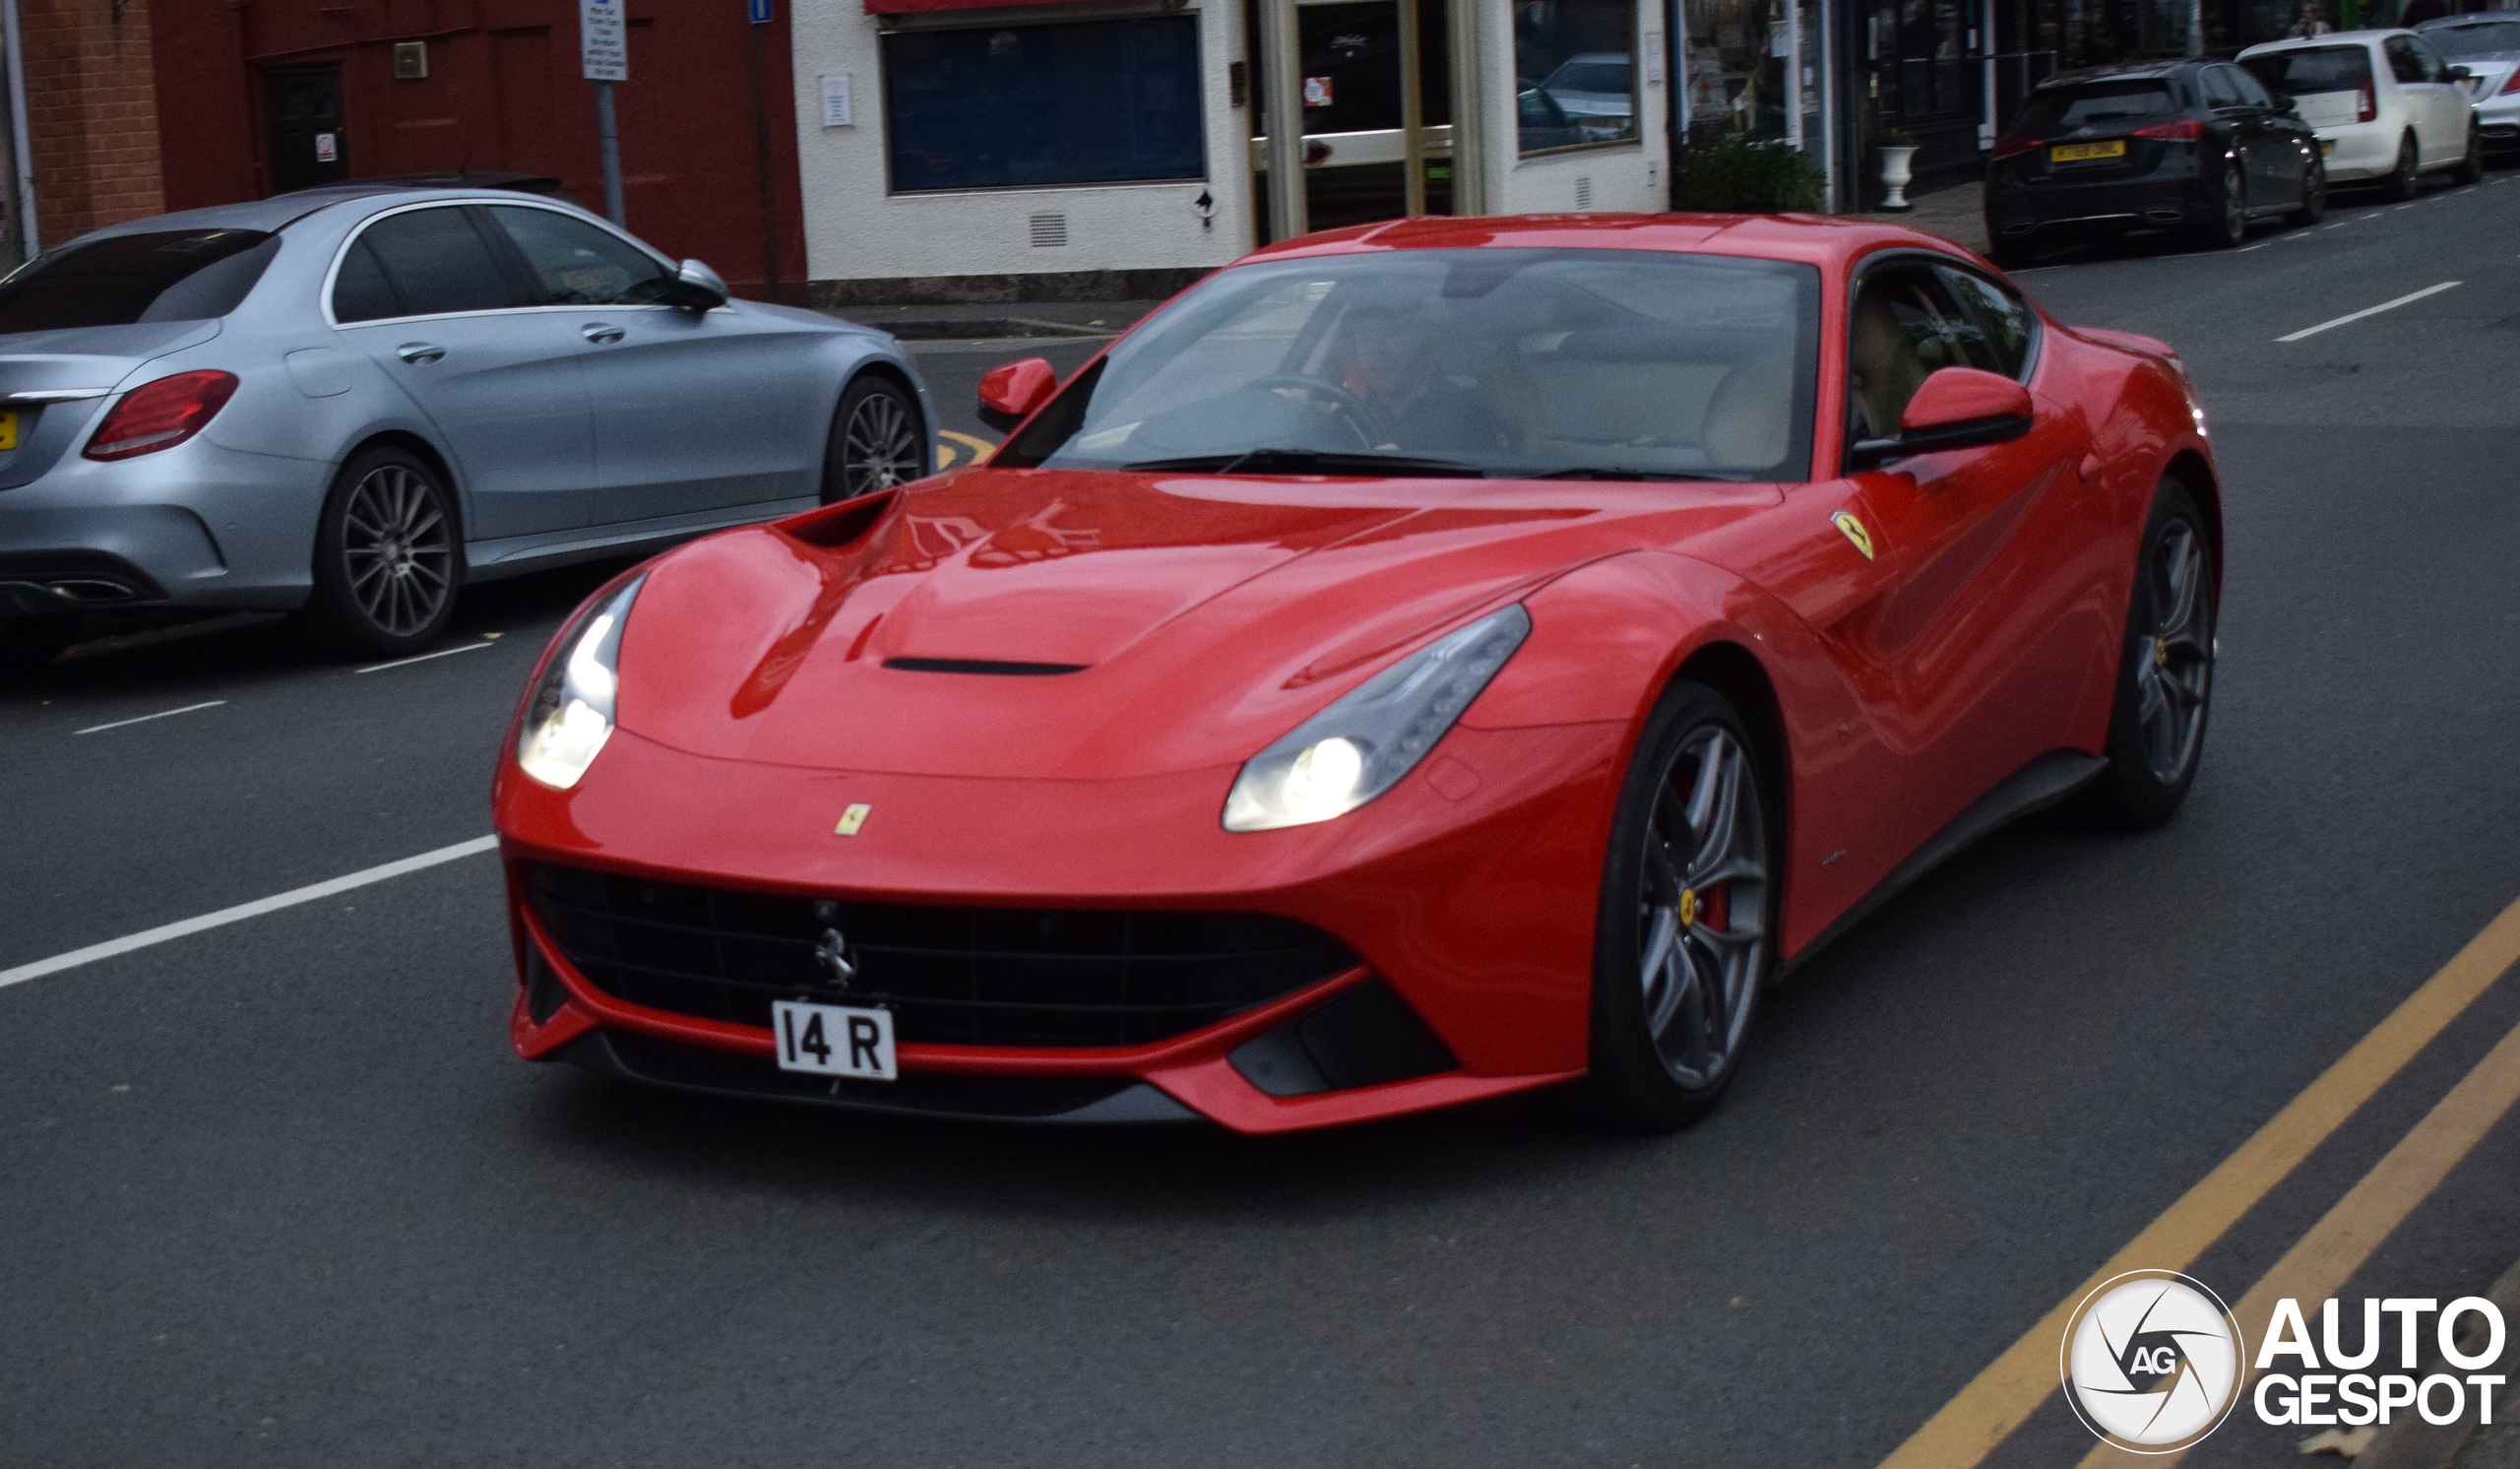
xmin=1937 ymin=268 xmax=2038 ymax=381
xmin=1848 ymin=266 xmax=1981 ymax=439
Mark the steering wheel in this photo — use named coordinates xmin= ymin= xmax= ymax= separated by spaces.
xmin=1247 ymin=373 xmax=1385 ymax=449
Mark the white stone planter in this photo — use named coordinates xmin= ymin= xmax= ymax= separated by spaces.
xmin=1878 ymin=145 xmax=1919 ymax=211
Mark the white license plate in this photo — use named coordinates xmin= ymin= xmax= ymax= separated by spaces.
xmin=771 ymin=999 xmax=897 ymax=1080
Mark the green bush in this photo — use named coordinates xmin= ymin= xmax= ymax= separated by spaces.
xmin=1671 ymin=129 xmax=1828 ymax=213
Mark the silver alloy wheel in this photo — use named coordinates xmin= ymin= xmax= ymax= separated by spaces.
xmin=1637 ymin=726 xmax=1771 ymax=1089
xmin=841 ymin=389 xmax=922 ymax=494
xmin=342 ymin=463 xmax=453 ymax=638
xmin=2134 ymin=522 xmax=2212 ymax=785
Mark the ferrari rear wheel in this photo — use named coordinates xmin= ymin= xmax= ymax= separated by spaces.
xmin=1574 ymin=681 xmax=1776 ymax=1130
xmin=2073 ymin=478 xmax=2216 ymax=830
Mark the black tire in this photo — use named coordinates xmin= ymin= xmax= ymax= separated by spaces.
xmin=2071 ymin=479 xmax=2216 ymax=831
xmin=1570 ymin=681 xmax=1779 ymax=1130
xmin=298 ymin=444 xmax=461 ymax=659
xmin=2381 ymin=133 xmax=2421 ymax=201
xmin=2290 ymin=158 xmax=2328 ymax=225
xmin=2452 ymin=121 xmax=2484 ymax=186
xmin=822 ymin=374 xmax=926 ymax=504
xmin=0 ymin=612 xmax=79 ymax=676
xmin=2193 ymin=161 xmax=2247 ymax=250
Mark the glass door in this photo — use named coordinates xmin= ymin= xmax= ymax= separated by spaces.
xmin=1248 ymin=0 xmax=1456 ymax=242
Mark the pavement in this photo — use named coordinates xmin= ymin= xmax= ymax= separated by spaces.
xmin=1855 ymin=177 xmax=1991 ymax=253
xmin=5 ymin=164 xmax=2520 ymax=1467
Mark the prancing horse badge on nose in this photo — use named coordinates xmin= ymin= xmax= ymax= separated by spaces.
xmin=1832 ymin=510 xmax=1876 ymax=561
xmin=834 ymin=802 xmax=871 ymax=836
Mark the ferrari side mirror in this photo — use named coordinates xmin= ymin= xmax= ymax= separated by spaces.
xmin=1848 ymin=365 xmax=2035 ymax=470
xmin=977 ymin=356 xmax=1058 ymax=433
xmin=666 ymin=259 xmax=729 ymax=310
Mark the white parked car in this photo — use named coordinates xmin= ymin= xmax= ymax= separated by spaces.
xmin=2416 ymin=13 xmax=2520 ymax=153
xmin=2239 ymin=29 xmax=2483 ymax=198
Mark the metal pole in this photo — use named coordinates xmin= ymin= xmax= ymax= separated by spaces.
xmin=2187 ymin=0 xmax=2203 ymax=56
xmin=1260 ymin=0 xmax=1305 ymax=241
xmin=595 ymin=80 xmax=626 ymax=226
xmin=2 ymin=0 xmax=36 ymax=257
xmin=1399 ymin=0 xmax=1426 ymax=216
xmin=1446 ymin=0 xmax=1483 ymax=215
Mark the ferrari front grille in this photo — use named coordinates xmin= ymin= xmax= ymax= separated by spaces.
xmin=525 ymin=862 xmax=1356 ymax=1048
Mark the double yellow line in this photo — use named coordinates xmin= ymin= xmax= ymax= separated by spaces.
xmin=1879 ymin=894 xmax=2520 ymax=1469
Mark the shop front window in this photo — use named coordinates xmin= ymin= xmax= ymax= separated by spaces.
xmin=1681 ymin=0 xmax=1784 ymax=139
xmin=883 ymin=17 xmax=1206 ymax=193
xmin=1515 ymin=0 xmax=1641 ymax=154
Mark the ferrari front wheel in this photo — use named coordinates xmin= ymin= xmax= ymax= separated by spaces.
xmin=2074 ymin=478 xmax=2216 ymax=830
xmin=1575 ymin=681 xmax=1777 ymax=1130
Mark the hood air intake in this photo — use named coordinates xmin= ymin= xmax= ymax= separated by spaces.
xmin=883 ymin=658 xmax=1088 ymax=676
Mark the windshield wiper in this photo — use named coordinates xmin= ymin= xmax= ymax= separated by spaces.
xmin=1523 ymin=467 xmax=1738 ymax=482
xmin=1122 ymin=448 xmax=1485 ymax=478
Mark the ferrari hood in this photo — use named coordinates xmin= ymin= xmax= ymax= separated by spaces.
xmin=613 ymin=467 xmax=1777 ymax=780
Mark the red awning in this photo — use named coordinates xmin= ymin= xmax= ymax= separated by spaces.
xmin=863 ymin=0 xmax=1079 ymax=13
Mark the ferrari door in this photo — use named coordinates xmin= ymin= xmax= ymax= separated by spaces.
xmin=1838 ymin=260 xmax=2109 ymax=851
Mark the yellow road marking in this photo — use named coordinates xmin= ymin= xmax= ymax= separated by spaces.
xmin=1875 ymin=892 xmax=2520 ymax=1469
xmin=939 ymin=429 xmax=996 ymax=465
xmin=935 ymin=443 xmax=960 ymax=470
xmin=2076 ymin=1012 xmax=2520 ymax=1466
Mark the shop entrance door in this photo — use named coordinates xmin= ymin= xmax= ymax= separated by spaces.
xmin=262 ymin=66 xmax=348 ymax=195
xmin=1249 ymin=0 xmax=1461 ymax=243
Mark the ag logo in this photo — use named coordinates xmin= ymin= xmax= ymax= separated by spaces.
xmin=2061 ymin=1270 xmax=2244 ymax=1453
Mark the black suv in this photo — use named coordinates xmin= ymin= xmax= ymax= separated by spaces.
xmin=1983 ymin=60 xmax=2327 ymax=267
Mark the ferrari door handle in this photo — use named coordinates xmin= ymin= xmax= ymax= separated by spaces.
xmin=581 ymin=323 xmax=625 ymax=345
xmin=395 ymin=343 xmax=446 ymax=364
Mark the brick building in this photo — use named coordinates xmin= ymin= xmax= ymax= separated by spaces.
xmin=0 ymin=0 xmax=807 ymax=300
xmin=10 ymin=0 xmax=166 ymax=260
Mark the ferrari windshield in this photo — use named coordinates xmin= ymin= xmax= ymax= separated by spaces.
xmin=996 ymin=248 xmax=1820 ymax=482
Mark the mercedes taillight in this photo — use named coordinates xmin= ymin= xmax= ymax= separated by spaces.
xmin=83 ymin=370 xmax=239 ymax=461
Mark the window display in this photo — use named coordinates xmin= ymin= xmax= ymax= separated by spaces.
xmin=1515 ymin=0 xmax=1640 ymax=153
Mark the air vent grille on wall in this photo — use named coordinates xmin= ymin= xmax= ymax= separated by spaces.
xmin=1029 ymin=213 xmax=1069 ymax=247
xmin=1574 ymin=176 xmax=1593 ymax=212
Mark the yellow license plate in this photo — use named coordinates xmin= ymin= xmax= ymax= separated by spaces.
xmin=0 ymin=412 xmax=19 ymax=451
xmin=2050 ymin=140 xmax=2128 ymax=162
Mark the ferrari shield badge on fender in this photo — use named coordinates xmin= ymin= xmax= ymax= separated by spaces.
xmin=1832 ymin=510 xmax=1876 ymax=561
xmin=834 ymin=802 xmax=871 ymax=836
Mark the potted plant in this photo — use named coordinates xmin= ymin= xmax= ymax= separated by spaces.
xmin=1878 ymin=127 xmax=1920 ymax=211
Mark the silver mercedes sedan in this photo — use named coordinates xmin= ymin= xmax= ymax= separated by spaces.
xmin=0 ymin=185 xmax=934 ymax=670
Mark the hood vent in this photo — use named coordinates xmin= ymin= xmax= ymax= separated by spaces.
xmin=883 ymin=657 xmax=1088 ymax=676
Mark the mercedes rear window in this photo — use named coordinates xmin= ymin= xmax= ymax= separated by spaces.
xmin=0 ymin=229 xmax=279 ymax=335
xmin=2422 ymin=21 xmax=2520 ymax=57
xmin=2241 ymin=46 xmax=2374 ymax=95
xmin=2011 ymin=82 xmax=2181 ymax=135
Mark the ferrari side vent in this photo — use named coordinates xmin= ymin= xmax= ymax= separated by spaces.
xmin=785 ymin=488 xmax=899 ymax=550
xmin=1228 ymin=979 xmax=1459 ymax=1097
xmin=881 ymin=657 xmax=1087 ymax=676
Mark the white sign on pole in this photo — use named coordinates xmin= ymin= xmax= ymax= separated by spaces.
xmin=820 ymin=74 xmax=852 ymax=127
xmin=580 ymin=0 xmax=627 ymax=82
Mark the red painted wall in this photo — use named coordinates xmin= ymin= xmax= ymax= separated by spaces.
xmin=151 ymin=0 xmax=810 ymax=302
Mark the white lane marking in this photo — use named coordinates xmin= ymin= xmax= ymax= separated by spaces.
xmin=0 ymin=835 xmax=499 ymax=991
xmin=356 ymin=641 xmax=497 ymax=674
xmin=74 ymin=700 xmax=226 ymax=735
xmin=2275 ymin=280 xmax=2461 ymax=343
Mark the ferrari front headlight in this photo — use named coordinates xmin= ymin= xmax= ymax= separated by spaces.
xmin=517 ymin=575 xmax=644 ymax=790
xmin=1223 ymin=604 xmax=1531 ymax=832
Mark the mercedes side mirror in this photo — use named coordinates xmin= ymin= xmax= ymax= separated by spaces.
xmin=976 ymin=356 xmax=1057 ymax=433
xmin=666 ymin=258 xmax=728 ymax=310
xmin=2450 ymin=64 xmax=2475 ymax=81
xmin=1848 ymin=366 xmax=2036 ymax=470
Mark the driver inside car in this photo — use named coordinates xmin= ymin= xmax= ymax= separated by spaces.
xmin=1340 ymin=306 xmax=1508 ymax=456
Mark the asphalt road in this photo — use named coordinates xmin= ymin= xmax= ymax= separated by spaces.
xmin=7 ymin=169 xmax=2520 ymax=1468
